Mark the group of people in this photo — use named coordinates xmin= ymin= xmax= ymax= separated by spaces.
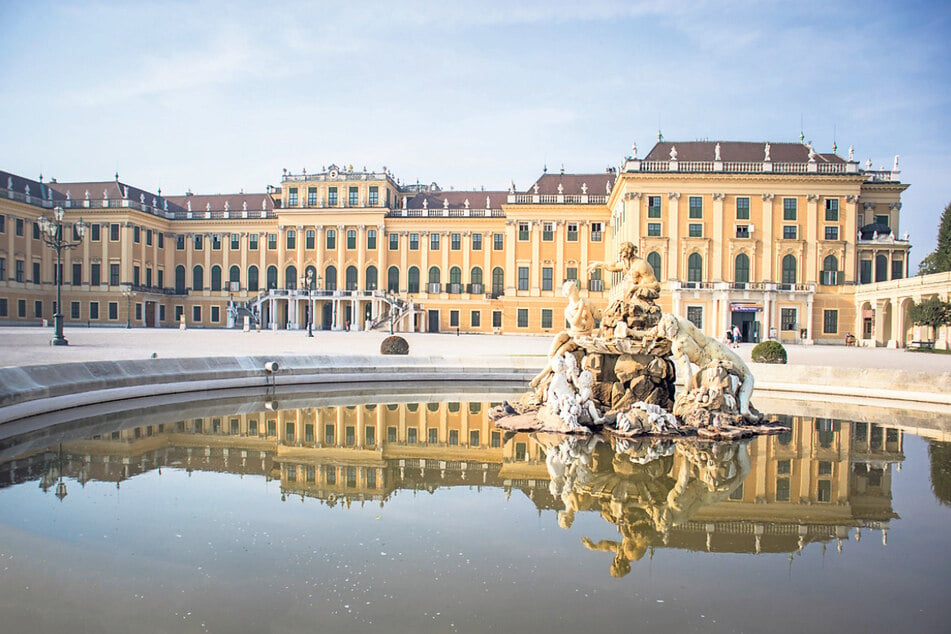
xmin=725 ymin=324 xmax=742 ymax=349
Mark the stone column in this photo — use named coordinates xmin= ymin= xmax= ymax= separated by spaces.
xmin=761 ymin=194 xmax=775 ymax=280
xmin=667 ymin=193 xmax=681 ymax=281
xmin=712 ymin=193 xmax=725 ymax=281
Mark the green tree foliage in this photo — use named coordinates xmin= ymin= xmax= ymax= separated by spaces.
xmin=929 ymin=441 xmax=951 ymax=507
xmin=907 ymin=296 xmax=951 ymax=339
xmin=918 ymin=201 xmax=951 ymax=274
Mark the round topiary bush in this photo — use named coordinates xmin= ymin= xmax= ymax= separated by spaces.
xmin=380 ymin=335 xmax=409 ymax=355
xmin=751 ymin=340 xmax=787 ymax=364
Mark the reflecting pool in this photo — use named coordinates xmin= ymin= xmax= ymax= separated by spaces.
xmin=1 ymin=388 xmax=950 ymax=633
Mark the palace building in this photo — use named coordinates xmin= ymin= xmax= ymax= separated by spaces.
xmin=0 ymin=139 xmax=925 ymax=345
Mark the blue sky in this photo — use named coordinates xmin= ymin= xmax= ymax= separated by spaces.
xmin=1 ymin=0 xmax=949 ymax=268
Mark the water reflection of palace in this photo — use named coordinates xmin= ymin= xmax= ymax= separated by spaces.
xmin=2 ymin=403 xmax=903 ymax=563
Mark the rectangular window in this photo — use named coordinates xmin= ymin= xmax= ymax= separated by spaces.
xmin=428 ymin=428 xmax=438 ymax=444
xmin=688 ymin=223 xmax=703 ymax=237
xmin=825 ymin=199 xmax=839 ymax=221
xmin=267 ymin=233 xmax=277 ymax=250
xmin=541 ymin=308 xmax=553 ymax=329
xmin=288 ymin=188 xmax=298 ymax=206
xmin=326 ymin=229 xmax=336 ymax=249
xmin=328 ymin=187 xmax=338 ymax=206
xmin=192 ymin=305 xmax=202 ymax=323
xmin=776 ymin=477 xmax=790 ymax=501
xmin=0 ymin=257 xmax=4 ymax=282
xmin=566 ymin=266 xmax=578 ymax=282
xmin=249 ymin=233 xmax=258 ymax=250
xmin=159 ymin=304 xmax=165 ymax=322
xmin=133 ymin=226 xmax=140 ymax=243
xmin=736 ymin=197 xmax=750 ymax=219
xmin=492 ymin=310 xmax=502 ymax=328
xmin=89 ymin=302 xmax=99 ymax=319
xmin=369 ymin=186 xmax=379 ymax=205
xmin=686 ymin=306 xmax=703 ymax=329
xmin=91 ymin=263 xmax=101 ymax=285
xmin=493 ymin=233 xmax=503 ymax=250
xmin=366 ymin=426 xmax=375 ymax=446
xmin=32 ymin=261 xmax=41 ymax=284
xmin=517 ymin=308 xmax=528 ymax=328
xmin=783 ymin=225 xmax=798 ymax=240
xmin=32 ymin=221 xmax=40 ymax=240
xmin=135 ymin=303 xmax=142 ymax=321
xmin=286 ymin=230 xmax=296 ymax=250
xmin=15 ymin=218 xmax=24 ymax=236
xmin=324 ymin=423 xmax=335 ymax=444
xmin=72 ymin=262 xmax=82 ymax=286
xmin=226 ymin=233 xmax=238 ymax=250
xmin=409 ymin=233 xmax=419 ymax=250
xmin=648 ymin=222 xmax=661 ymax=237
xmin=157 ymin=269 xmax=163 ymax=288
xmin=389 ymin=233 xmax=399 ymax=250
xmin=15 ymin=259 xmax=24 ymax=282
xmin=824 ymin=226 xmax=839 ymax=240
xmin=211 ymin=306 xmax=220 ymax=323
xmin=347 ymin=230 xmax=356 ymax=249
xmin=783 ymin=198 xmax=797 ymax=220
xmin=110 ymin=223 xmax=119 ymax=241
xmin=518 ymin=222 xmax=529 ymax=241
xmin=542 ymin=267 xmax=553 ymax=291
xmin=108 ymin=302 xmax=118 ymax=320
xmin=472 ymin=233 xmax=482 ymax=250
xmin=449 ymin=430 xmax=459 ymax=446
xmin=892 ymin=259 xmax=904 ymax=280
xmin=591 ymin=222 xmax=602 ymax=241
xmin=367 ymin=229 xmax=377 ymax=250
xmin=157 ymin=233 xmax=164 ymax=249
xmin=133 ymin=265 xmax=140 ymax=286
xmin=566 ymin=223 xmax=578 ymax=241
xmin=542 ymin=222 xmax=554 ymax=241
xmin=823 ymin=310 xmax=838 ymax=334
xmin=17 ymin=299 xmax=25 ymax=317
xmin=194 ymin=235 xmax=203 ymax=250
xmin=90 ymin=223 xmax=100 ymax=241
xmin=307 ymin=187 xmax=317 ymax=206
xmin=145 ymin=228 xmax=152 ymax=246
xmin=648 ymin=195 xmax=661 ymax=218
xmin=176 ymin=235 xmax=185 ymax=250
xmin=689 ymin=196 xmax=703 ymax=218
xmin=70 ymin=301 xmax=80 ymax=319
xmin=450 ymin=233 xmax=461 ymax=250
xmin=781 ymin=308 xmax=797 ymax=330
xmin=449 ymin=310 xmax=459 ymax=327
xmin=109 ymin=263 xmax=119 ymax=286
xmin=470 ymin=430 xmax=480 ymax=446
xmin=208 ymin=234 xmax=219 ymax=250
xmin=736 ymin=225 xmax=750 ymax=238
xmin=875 ymin=214 xmax=889 ymax=226
xmin=34 ymin=300 xmax=42 ymax=318
xmin=407 ymin=428 xmax=417 ymax=444
xmin=517 ymin=266 xmax=529 ymax=291
xmin=349 ymin=187 xmax=358 ymax=206
xmin=470 ymin=310 xmax=481 ymax=327
xmin=430 ymin=233 xmax=440 ymax=250
xmin=0 ymin=215 xmax=4 ymax=233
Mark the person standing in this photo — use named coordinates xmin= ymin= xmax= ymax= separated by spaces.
xmin=732 ymin=324 xmax=742 ymax=348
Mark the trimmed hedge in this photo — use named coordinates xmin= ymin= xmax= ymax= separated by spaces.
xmin=751 ymin=340 xmax=787 ymax=364
xmin=380 ymin=335 xmax=409 ymax=355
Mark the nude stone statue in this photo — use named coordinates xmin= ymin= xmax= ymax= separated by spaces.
xmin=588 ymin=241 xmax=660 ymax=301
xmin=529 ymin=280 xmax=594 ymax=395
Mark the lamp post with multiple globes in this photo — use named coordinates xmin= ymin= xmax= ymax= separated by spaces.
xmin=37 ymin=206 xmax=86 ymax=346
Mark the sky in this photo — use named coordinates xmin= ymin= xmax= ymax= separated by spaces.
xmin=1 ymin=0 xmax=949 ymax=269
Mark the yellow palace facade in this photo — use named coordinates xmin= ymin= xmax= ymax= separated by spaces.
xmin=0 ymin=139 xmax=911 ymax=344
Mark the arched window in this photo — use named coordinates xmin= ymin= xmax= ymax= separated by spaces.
xmin=734 ymin=253 xmax=750 ymax=285
xmin=211 ymin=265 xmax=222 ymax=291
xmin=346 ymin=265 xmax=358 ymax=290
xmin=325 ymin=265 xmax=337 ymax=291
xmin=285 ymin=265 xmax=297 ymax=290
xmin=875 ymin=253 xmax=888 ymax=282
xmin=266 ymin=265 xmax=278 ymax=290
xmin=229 ymin=265 xmax=240 ymax=286
xmin=428 ymin=266 xmax=440 ymax=293
xmin=304 ymin=265 xmax=317 ymax=288
xmin=192 ymin=265 xmax=204 ymax=291
xmin=492 ymin=267 xmax=504 ymax=297
xmin=408 ymin=266 xmax=420 ymax=293
xmin=387 ymin=266 xmax=400 ymax=293
xmin=822 ymin=254 xmax=839 ymax=285
xmin=248 ymin=265 xmax=259 ymax=292
xmin=449 ymin=266 xmax=462 ymax=293
xmin=175 ymin=265 xmax=186 ymax=294
xmin=646 ymin=252 xmax=661 ymax=282
xmin=470 ymin=266 xmax=483 ymax=293
xmin=687 ymin=253 xmax=702 ymax=283
xmin=366 ymin=265 xmax=378 ymax=290
xmin=781 ymin=254 xmax=797 ymax=286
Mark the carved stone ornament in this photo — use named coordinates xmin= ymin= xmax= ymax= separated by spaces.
xmin=668 ymin=192 xmax=680 ymax=200
xmin=762 ymin=193 xmax=775 ymax=201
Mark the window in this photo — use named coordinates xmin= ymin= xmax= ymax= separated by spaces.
xmin=389 ymin=233 xmax=399 ymax=250
xmin=108 ymin=302 xmax=118 ymax=320
xmin=493 ymin=233 xmax=504 ymax=250
xmin=875 ymin=214 xmax=889 ymax=227
xmin=892 ymin=258 xmax=904 ymax=280
xmin=133 ymin=226 xmax=141 ymax=243
xmin=302 ymin=229 xmax=314 ymax=249
xmin=783 ymin=225 xmax=798 ymax=240
xmin=110 ymin=223 xmax=119 ymax=241
xmin=823 ymin=310 xmax=838 ymax=334
xmin=91 ymin=223 xmax=100 ymax=241
xmin=783 ymin=198 xmax=797 ymax=220
xmin=307 ymin=187 xmax=317 ymax=206
xmin=470 ymin=267 xmax=483 ymax=293
xmin=493 ymin=310 xmax=502 ymax=328
xmin=326 ymin=229 xmax=336 ymax=249
xmin=349 ymin=186 xmax=358 ymax=206
xmin=824 ymin=226 xmax=839 ymax=240
xmin=825 ymin=199 xmax=839 ymax=221
xmin=288 ymin=188 xmax=298 ymax=206
xmin=89 ymin=302 xmax=99 ymax=319
xmin=15 ymin=218 xmax=24 ymax=236
xmin=563 ymin=267 xmax=576 ymax=283
xmin=688 ymin=223 xmax=703 ymax=237
xmin=15 ymin=259 xmax=24 ymax=282
xmin=347 ymin=229 xmax=356 ymax=249
xmin=781 ymin=254 xmax=797 ymax=285
xmin=517 ymin=308 xmax=528 ymax=328
xmin=70 ymin=301 xmax=80 ymax=319
xmin=133 ymin=265 xmax=140 ymax=286
xmin=192 ymin=305 xmax=202 ymax=322
xmin=736 ymin=197 xmax=750 ymax=220
xmin=386 ymin=266 xmax=399 ymax=292
xmin=211 ymin=306 xmax=220 ymax=323
xmin=450 ymin=233 xmax=460 ymax=250
xmin=194 ymin=234 xmax=203 ymax=250
xmin=0 ymin=257 xmax=5 ymax=282
xmin=408 ymin=267 xmax=420 ymax=293
xmin=110 ymin=263 xmax=120 ymax=286
xmin=781 ymin=308 xmax=797 ymax=331
xmin=286 ymin=230 xmax=296 ymax=250
xmin=689 ymin=196 xmax=703 ymax=218
xmin=472 ymin=233 xmax=482 ymax=250
xmin=193 ymin=265 xmax=204 ymax=290
xmin=210 ymin=266 xmax=221 ymax=291
xmin=567 ymin=223 xmax=578 ymax=241
xmin=541 ymin=309 xmax=553 ymax=329
xmin=471 ymin=310 xmax=481 ymax=327
xmin=542 ymin=222 xmax=554 ymax=241
xmin=17 ymin=299 xmax=25 ymax=317
xmin=518 ymin=222 xmax=529 ymax=240
xmin=647 ymin=252 xmax=661 ymax=281
xmin=249 ymin=234 xmax=258 ymax=250
xmin=734 ymin=253 xmax=750 ymax=285
xmin=875 ymin=254 xmax=888 ymax=282
xmin=648 ymin=195 xmax=661 ymax=218
xmin=0 ymin=215 xmax=4 ymax=233
xmin=736 ymin=225 xmax=750 ymax=238
xmin=369 ymin=186 xmax=379 ymax=205
xmin=687 ymin=253 xmax=702 ymax=282
xmin=176 ymin=234 xmax=185 ymax=250
xmin=32 ymin=261 xmax=40 ymax=284
xmin=686 ymin=306 xmax=702 ymax=329
xmin=591 ymin=222 xmax=602 ymax=241
xmin=345 ymin=266 xmax=357 ymax=291
xmin=231 ymin=234 xmax=240 ymax=250
xmin=328 ymin=187 xmax=338 ymax=206
xmin=449 ymin=310 xmax=459 ymax=327
xmin=267 ymin=233 xmax=277 ymax=250
xmin=430 ymin=233 xmax=440 ymax=250
xmin=427 ymin=266 xmax=440 ymax=292
xmin=409 ymin=233 xmax=419 ymax=250
xmin=324 ymin=265 xmax=336 ymax=291
xmin=32 ymin=221 xmax=40 ymax=240
xmin=448 ymin=266 xmax=461 ymax=293
xmin=589 ymin=267 xmax=603 ymax=291
xmin=542 ymin=267 xmax=553 ymax=291
xmin=367 ymin=229 xmax=377 ymax=250
xmin=517 ymin=266 xmax=529 ymax=291
xmin=248 ymin=266 xmax=259 ymax=291
xmin=821 ymin=255 xmax=839 ymax=285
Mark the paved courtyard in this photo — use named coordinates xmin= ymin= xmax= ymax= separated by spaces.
xmin=1 ymin=325 xmax=950 ymax=372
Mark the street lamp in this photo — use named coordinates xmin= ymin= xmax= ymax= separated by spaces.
xmin=304 ymin=270 xmax=321 ymax=337
xmin=120 ymin=283 xmax=136 ymax=328
xmin=37 ymin=206 xmax=86 ymax=346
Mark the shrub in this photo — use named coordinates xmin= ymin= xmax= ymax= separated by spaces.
xmin=380 ymin=335 xmax=409 ymax=355
xmin=751 ymin=340 xmax=787 ymax=364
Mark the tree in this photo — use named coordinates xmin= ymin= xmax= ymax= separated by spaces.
xmin=907 ymin=295 xmax=951 ymax=340
xmin=918 ymin=201 xmax=951 ymax=274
